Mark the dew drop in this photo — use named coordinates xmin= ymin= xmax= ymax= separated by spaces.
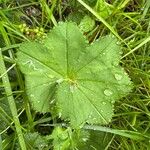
xmin=37 ymin=100 xmax=40 ymax=103
xmin=70 ymin=85 xmax=77 ymax=93
xmin=108 ymin=119 xmax=111 ymax=122
xmin=30 ymin=94 xmax=34 ymax=98
xmin=50 ymin=99 xmax=55 ymax=104
xmin=48 ymin=74 xmax=54 ymax=78
xmin=112 ymin=61 xmax=118 ymax=66
xmin=111 ymin=100 xmax=115 ymax=104
xmin=82 ymin=138 xmax=88 ymax=142
xmin=58 ymin=112 xmax=62 ymax=118
xmin=102 ymin=101 xmax=106 ymax=105
xmin=43 ymin=83 xmax=48 ymax=86
xmin=56 ymin=78 xmax=64 ymax=84
xmin=116 ymin=41 xmax=120 ymax=45
xmin=114 ymin=74 xmax=122 ymax=81
xmin=119 ymin=51 xmax=123 ymax=54
xmin=104 ymin=89 xmax=113 ymax=96
xmin=88 ymin=115 xmax=92 ymax=118
xmin=58 ymin=21 xmax=63 ymax=25
xmin=124 ymin=72 xmax=127 ymax=75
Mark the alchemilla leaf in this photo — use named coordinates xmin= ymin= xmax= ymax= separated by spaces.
xmin=17 ymin=22 xmax=132 ymax=127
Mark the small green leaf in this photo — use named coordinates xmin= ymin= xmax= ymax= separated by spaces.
xmin=94 ymin=0 xmax=113 ymax=19
xmin=51 ymin=127 xmax=71 ymax=150
xmin=17 ymin=22 xmax=132 ymax=127
xmin=51 ymin=127 xmax=89 ymax=150
xmin=79 ymin=15 xmax=95 ymax=32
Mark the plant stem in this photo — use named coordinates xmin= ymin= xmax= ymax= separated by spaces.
xmin=0 ymin=49 xmax=27 ymax=150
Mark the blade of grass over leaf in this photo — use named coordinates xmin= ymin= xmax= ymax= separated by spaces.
xmin=0 ymin=49 xmax=27 ymax=150
xmin=84 ymin=125 xmax=149 ymax=141
xmin=0 ymin=63 xmax=16 ymax=78
xmin=1 ymin=43 xmax=21 ymax=52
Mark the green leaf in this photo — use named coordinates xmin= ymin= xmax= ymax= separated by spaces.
xmin=51 ymin=127 xmax=113 ymax=150
xmin=94 ymin=0 xmax=113 ymax=19
xmin=51 ymin=127 xmax=71 ymax=150
xmin=17 ymin=22 xmax=132 ymax=127
xmin=79 ymin=15 xmax=95 ymax=32
xmin=51 ymin=127 xmax=89 ymax=150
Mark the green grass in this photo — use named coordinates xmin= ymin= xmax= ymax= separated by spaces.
xmin=0 ymin=0 xmax=150 ymax=149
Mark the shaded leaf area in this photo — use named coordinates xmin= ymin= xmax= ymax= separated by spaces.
xmin=16 ymin=132 xmax=49 ymax=150
xmin=79 ymin=130 xmax=113 ymax=150
xmin=17 ymin=22 xmax=132 ymax=127
xmin=0 ymin=95 xmax=24 ymax=142
xmin=0 ymin=97 xmax=12 ymax=134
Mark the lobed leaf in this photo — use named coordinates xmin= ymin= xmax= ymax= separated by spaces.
xmin=17 ymin=22 xmax=132 ymax=127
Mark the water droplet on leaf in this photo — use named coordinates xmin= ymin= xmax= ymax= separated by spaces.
xmin=115 ymin=74 xmax=122 ymax=81
xmin=108 ymin=119 xmax=111 ymax=122
xmin=58 ymin=112 xmax=62 ymax=118
xmin=102 ymin=101 xmax=106 ymax=105
xmin=50 ymin=99 xmax=55 ymax=104
xmin=116 ymin=41 xmax=120 ymax=45
xmin=47 ymin=74 xmax=54 ymax=78
xmin=112 ymin=61 xmax=118 ymax=66
xmin=111 ymin=100 xmax=115 ymax=104
xmin=104 ymin=89 xmax=113 ymax=96
xmin=70 ymin=85 xmax=77 ymax=93
xmin=30 ymin=94 xmax=34 ymax=98
xmin=56 ymin=78 xmax=64 ymax=84
xmin=82 ymin=138 xmax=88 ymax=142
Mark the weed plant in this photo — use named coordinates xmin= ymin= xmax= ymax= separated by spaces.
xmin=0 ymin=0 xmax=150 ymax=149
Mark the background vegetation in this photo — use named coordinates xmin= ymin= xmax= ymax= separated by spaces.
xmin=0 ymin=0 xmax=150 ymax=149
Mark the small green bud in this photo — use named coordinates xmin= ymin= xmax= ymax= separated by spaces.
xmin=22 ymin=23 xmax=26 ymax=28
xmin=25 ymin=27 xmax=29 ymax=32
xmin=20 ymin=28 xmax=24 ymax=32
xmin=39 ymin=27 xmax=44 ymax=32
xmin=26 ymin=31 xmax=30 ymax=35
xmin=18 ymin=24 xmax=22 ymax=29
xmin=34 ymin=28 xmax=39 ymax=33
xmin=37 ymin=33 xmax=41 ymax=37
